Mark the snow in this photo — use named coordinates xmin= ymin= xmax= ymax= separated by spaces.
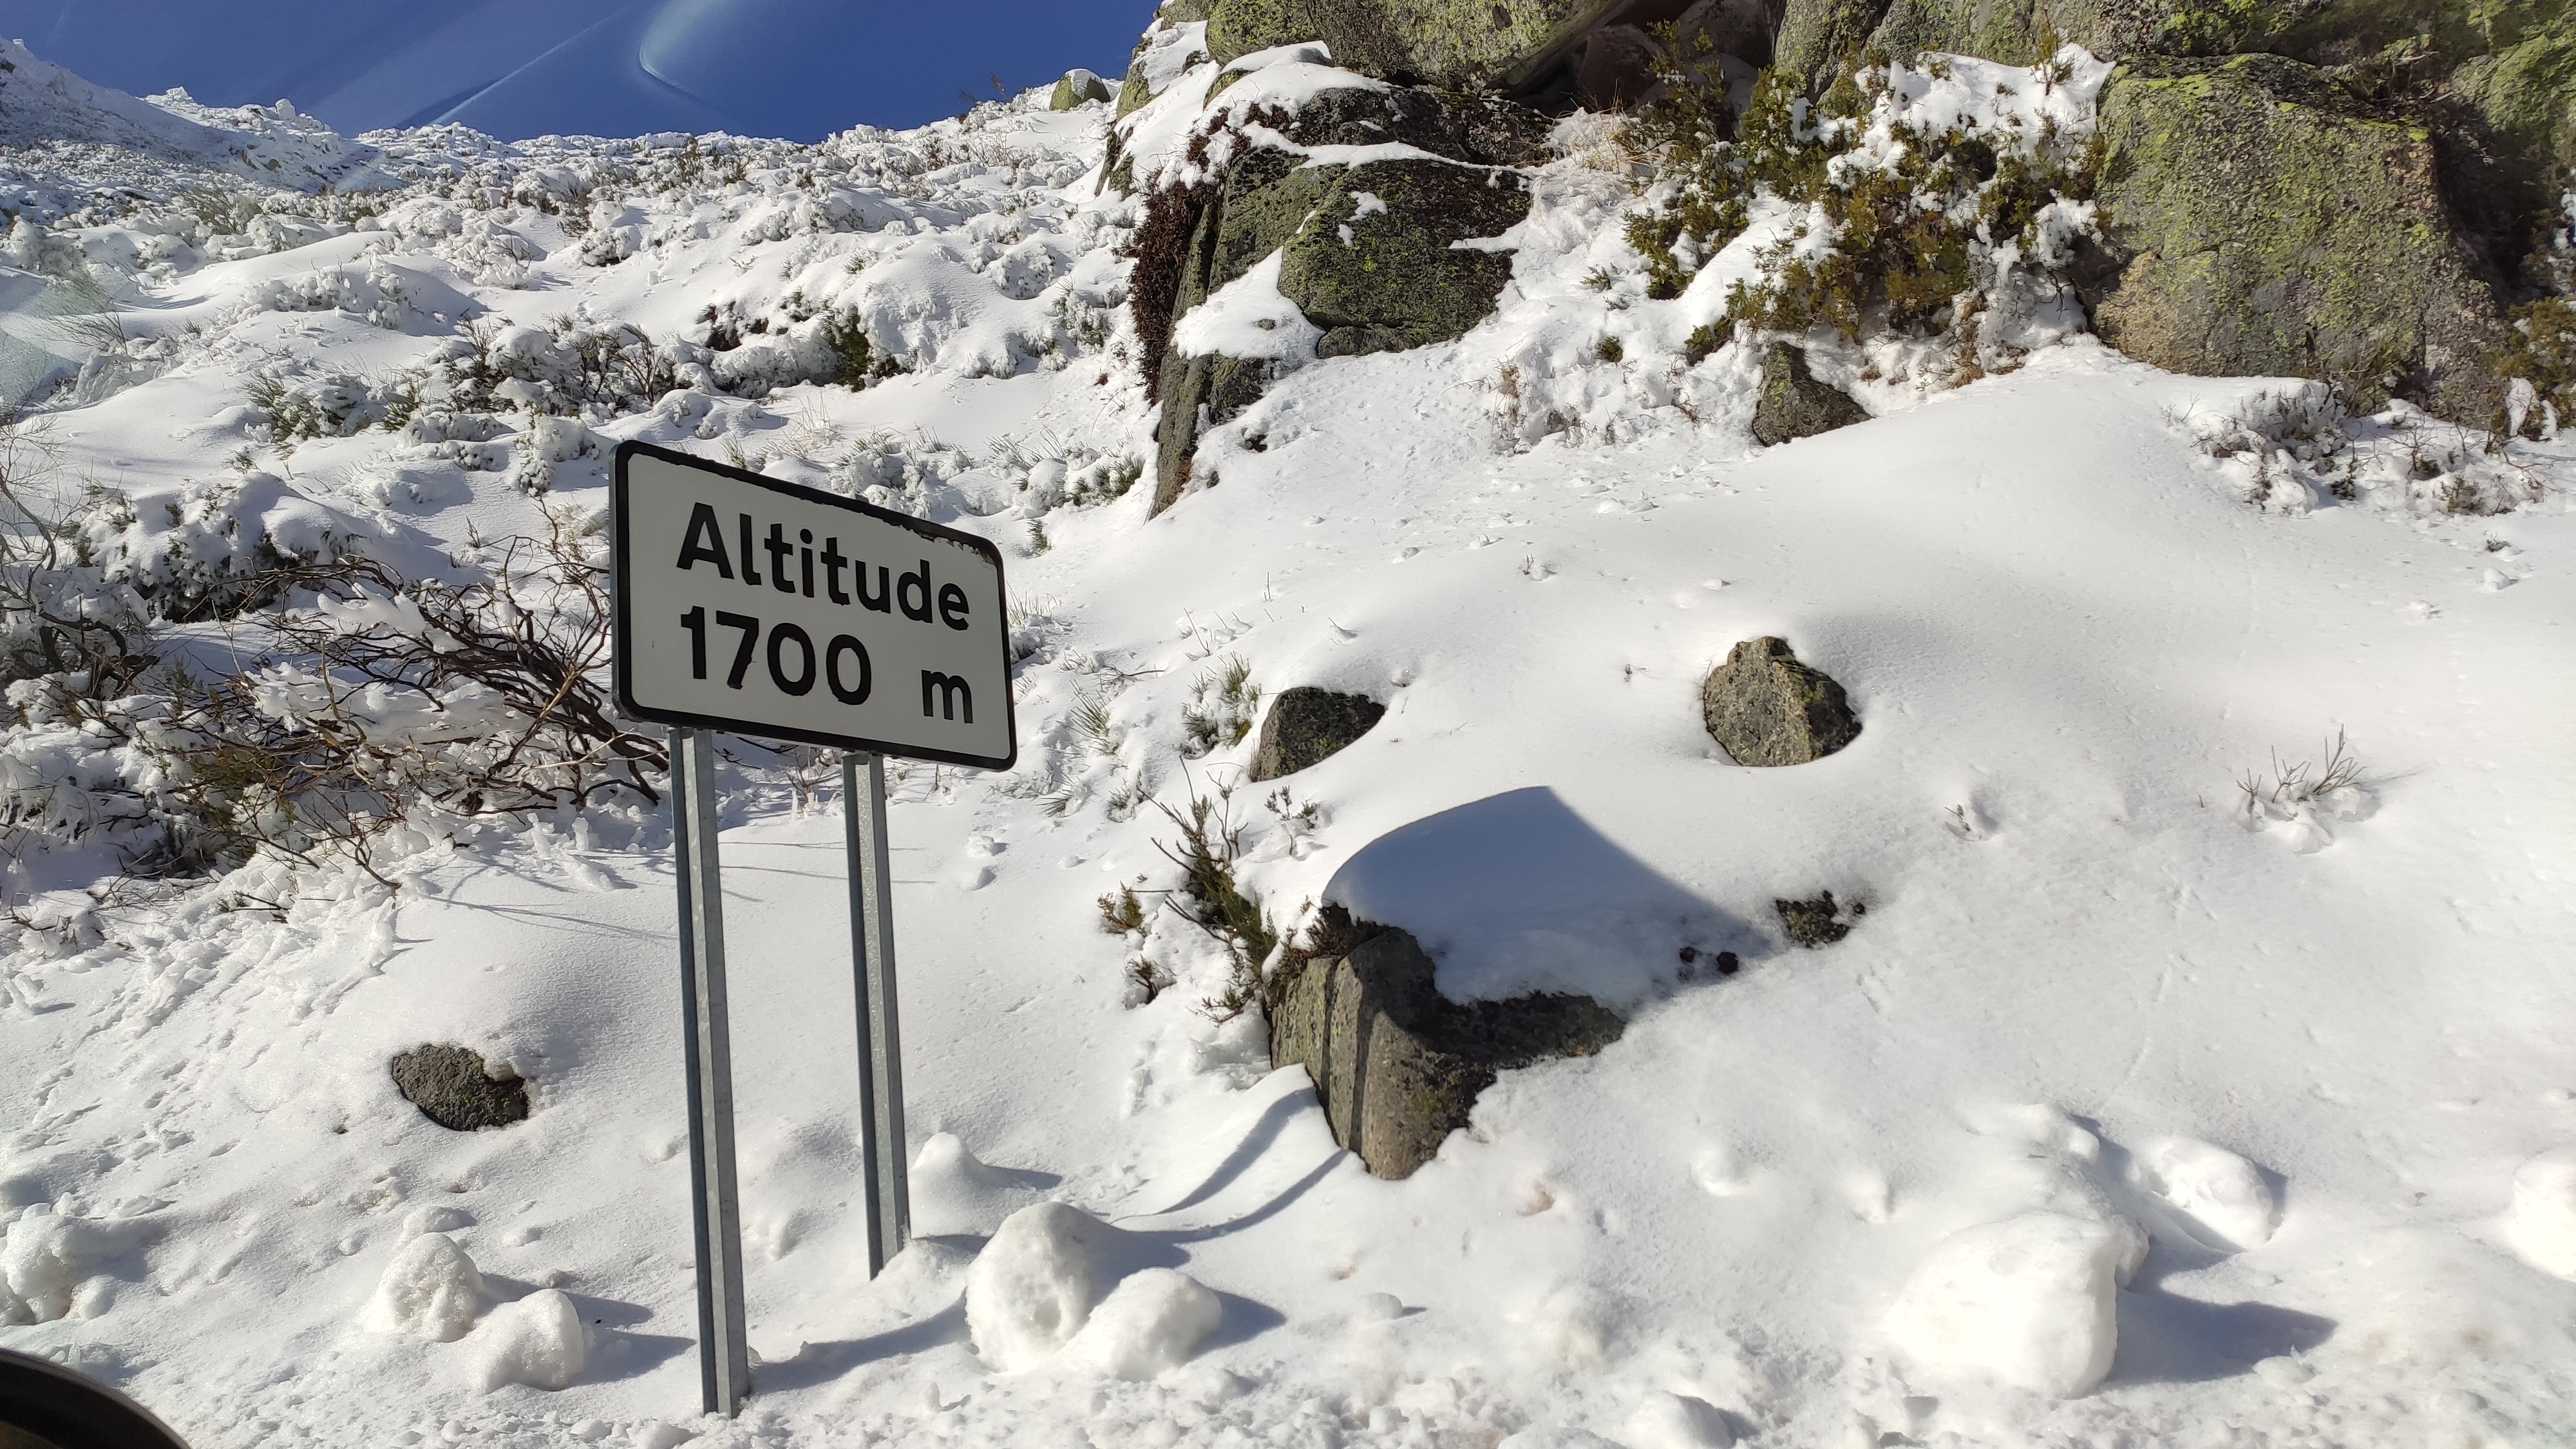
xmin=1061 ymin=1265 xmax=1223 ymax=1380
xmin=2129 ymin=1137 xmax=2279 ymax=1252
xmin=1171 ymin=250 xmax=1322 ymax=365
xmin=471 ymin=1287 xmax=589 ymax=1392
xmin=2505 ymin=1147 xmax=2576 ymax=1280
xmin=3 ymin=28 xmax=2575 ymax=1449
xmin=363 ymin=1231 xmax=485 ymax=1341
xmin=1881 ymin=1212 xmax=2132 ymax=1399
xmin=0 ymin=1206 xmax=117 ymax=1324
xmin=1625 ymin=1390 xmax=1735 ymax=1449
xmin=963 ymin=1201 xmax=1101 ymax=1371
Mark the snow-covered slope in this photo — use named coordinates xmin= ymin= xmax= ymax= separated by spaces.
xmin=5 ymin=37 xmax=2576 ymax=1449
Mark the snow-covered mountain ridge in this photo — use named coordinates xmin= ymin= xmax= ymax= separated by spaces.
xmin=3 ymin=27 xmax=2575 ymax=1449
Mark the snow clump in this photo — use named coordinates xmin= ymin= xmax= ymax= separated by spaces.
xmin=1061 ymin=1266 xmax=1224 ymax=1380
xmin=473 ymin=1287 xmax=589 ymax=1392
xmin=1882 ymin=1211 xmax=2132 ymax=1398
xmin=0 ymin=1206 xmax=110 ymax=1323
xmin=2129 ymin=1137 xmax=2279 ymax=1250
xmin=1625 ymin=1390 xmax=1736 ymax=1449
xmin=363 ymin=1231 xmax=484 ymax=1341
xmin=965 ymin=1200 xmax=1102 ymax=1370
xmin=2503 ymin=1146 xmax=2576 ymax=1280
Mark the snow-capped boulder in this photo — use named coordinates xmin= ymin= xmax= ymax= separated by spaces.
xmin=1249 ymin=687 xmax=1385 ymax=781
xmin=364 ymin=1232 xmax=484 ymax=1341
xmin=1700 ymin=636 xmax=1862 ymax=768
xmin=1050 ymin=70 xmax=1115 ymax=110
xmin=1267 ymin=914 xmax=1623 ymax=1179
xmin=1133 ymin=53 xmax=1546 ymax=514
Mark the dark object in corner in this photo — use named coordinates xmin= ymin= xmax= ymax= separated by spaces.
xmin=390 ymin=1044 xmax=530 ymax=1132
xmin=1 ymin=1347 xmax=193 ymax=1449
xmin=1250 ymin=687 xmax=1387 ymax=781
xmin=1776 ymin=891 xmax=1862 ymax=948
xmin=1268 ymin=905 xmax=1624 ymax=1179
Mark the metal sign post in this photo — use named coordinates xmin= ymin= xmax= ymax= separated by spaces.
xmin=844 ymin=751 xmax=909 ymax=1272
xmin=611 ymin=441 xmax=1015 ymax=1418
xmin=670 ymin=726 xmax=751 ymax=1418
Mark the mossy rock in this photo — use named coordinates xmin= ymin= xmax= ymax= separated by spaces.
xmin=1701 ymin=636 xmax=1861 ymax=767
xmin=390 ymin=1044 xmax=529 ymax=1132
xmin=1050 ymin=70 xmax=1115 ymax=109
xmin=2452 ymin=30 xmax=2576 ymax=193
xmin=1207 ymin=0 xmax=1615 ymax=91
xmin=2088 ymin=52 xmax=2506 ymax=422
xmin=1147 ymin=91 xmax=1542 ymax=513
xmin=1268 ymin=916 xmax=1623 ymax=1179
xmin=1750 ymin=343 xmax=1869 ymax=445
xmin=1251 ymin=686 xmax=1387 ymax=780
xmin=1278 ymin=158 xmax=1531 ymax=337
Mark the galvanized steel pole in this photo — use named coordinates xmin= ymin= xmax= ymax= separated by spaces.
xmin=672 ymin=727 xmax=752 ymax=1417
xmin=842 ymin=750 xmax=910 ymax=1273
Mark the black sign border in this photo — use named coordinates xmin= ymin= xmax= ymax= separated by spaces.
xmin=611 ymin=439 xmax=1019 ymax=772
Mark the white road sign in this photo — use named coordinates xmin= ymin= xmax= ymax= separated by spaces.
xmin=613 ymin=441 xmax=1017 ymax=769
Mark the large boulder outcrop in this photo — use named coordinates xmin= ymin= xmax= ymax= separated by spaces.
xmin=2085 ymin=53 xmax=2507 ymax=421
xmin=1145 ymin=84 xmax=1541 ymax=513
xmin=1204 ymin=0 xmax=1783 ymax=108
xmin=1267 ymin=911 xmax=1624 ymax=1179
xmin=1701 ymin=636 xmax=1861 ymax=766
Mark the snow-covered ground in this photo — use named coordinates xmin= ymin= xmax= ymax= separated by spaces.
xmin=5 ymin=32 xmax=2576 ymax=1449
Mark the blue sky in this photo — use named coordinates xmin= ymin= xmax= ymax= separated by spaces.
xmin=0 ymin=0 xmax=1152 ymax=139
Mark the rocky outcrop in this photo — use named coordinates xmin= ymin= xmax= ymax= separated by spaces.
xmin=1250 ymin=687 xmax=1386 ymax=780
xmin=391 ymin=1044 xmax=529 ymax=1132
xmin=1775 ymin=0 xmax=2151 ymax=93
xmin=1750 ymin=342 xmax=1868 ymax=444
xmin=1280 ymin=159 xmax=1533 ymax=355
xmin=1267 ymin=911 xmax=1624 ymax=1179
xmin=1146 ymin=86 xmax=1542 ymax=513
xmin=2086 ymin=54 xmax=2508 ymax=421
xmin=1204 ymin=1 xmax=1783 ymax=111
xmin=1701 ymin=636 xmax=1861 ymax=766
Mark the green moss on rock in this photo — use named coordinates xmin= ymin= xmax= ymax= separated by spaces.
xmin=1750 ymin=343 xmax=1870 ymax=445
xmin=2089 ymin=52 xmax=2506 ymax=421
xmin=1050 ymin=70 xmax=1115 ymax=109
xmin=1251 ymin=687 xmax=1387 ymax=780
xmin=1701 ymin=635 xmax=1862 ymax=766
xmin=1148 ymin=89 xmax=1543 ymax=514
xmin=1278 ymin=159 xmax=1531 ymax=336
xmin=1208 ymin=0 xmax=1610 ymax=90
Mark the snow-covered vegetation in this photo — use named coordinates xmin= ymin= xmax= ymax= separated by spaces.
xmin=3 ymin=19 xmax=2575 ymax=1449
